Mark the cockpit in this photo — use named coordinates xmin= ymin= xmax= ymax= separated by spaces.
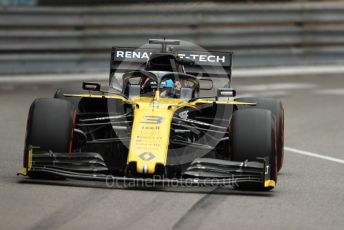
xmin=121 ymin=70 xmax=199 ymax=101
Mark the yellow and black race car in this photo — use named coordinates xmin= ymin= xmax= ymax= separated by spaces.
xmin=18 ymin=39 xmax=284 ymax=191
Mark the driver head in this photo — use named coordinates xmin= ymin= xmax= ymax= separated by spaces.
xmin=160 ymin=79 xmax=175 ymax=98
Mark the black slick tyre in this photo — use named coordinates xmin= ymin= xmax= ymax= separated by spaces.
xmin=231 ymin=108 xmax=277 ymax=191
xmin=235 ymin=97 xmax=284 ymax=171
xmin=24 ymin=98 xmax=76 ymax=179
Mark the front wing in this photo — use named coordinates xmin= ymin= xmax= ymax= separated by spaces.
xmin=18 ymin=148 xmax=275 ymax=188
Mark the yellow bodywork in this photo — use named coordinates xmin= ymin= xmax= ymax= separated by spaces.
xmin=264 ymin=180 xmax=276 ymax=188
xmin=17 ymin=91 xmax=258 ymax=178
xmin=63 ymin=93 xmax=129 ymax=103
xmin=63 ymin=91 xmax=255 ymax=174
xmin=128 ymin=95 xmax=178 ymax=174
xmin=18 ymin=147 xmax=32 ymax=176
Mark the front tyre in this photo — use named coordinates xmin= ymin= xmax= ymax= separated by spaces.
xmin=24 ymin=98 xmax=76 ymax=178
xmin=231 ymin=109 xmax=277 ymax=191
xmin=235 ymin=97 xmax=284 ymax=171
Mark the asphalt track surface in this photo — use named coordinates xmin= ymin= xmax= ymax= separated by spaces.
xmin=1 ymin=75 xmax=344 ymax=230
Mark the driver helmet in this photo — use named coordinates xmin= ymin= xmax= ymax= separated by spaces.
xmin=160 ymin=79 xmax=175 ymax=98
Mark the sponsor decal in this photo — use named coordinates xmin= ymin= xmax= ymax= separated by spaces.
xmin=140 ymin=116 xmax=163 ymax=124
xmin=178 ymin=110 xmax=189 ymax=119
xmin=115 ymin=50 xmax=153 ymax=61
xmin=177 ymin=53 xmax=226 ymax=64
xmin=114 ymin=49 xmax=230 ymax=65
xmin=139 ymin=152 xmax=156 ymax=161
xmin=265 ymin=165 xmax=270 ymax=175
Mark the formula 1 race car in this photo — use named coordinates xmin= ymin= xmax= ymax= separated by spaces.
xmin=18 ymin=39 xmax=284 ymax=191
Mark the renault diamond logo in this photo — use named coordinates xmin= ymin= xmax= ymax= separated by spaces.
xmin=139 ymin=152 xmax=155 ymax=161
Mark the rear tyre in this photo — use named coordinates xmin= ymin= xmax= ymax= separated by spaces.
xmin=24 ymin=98 xmax=76 ymax=179
xmin=235 ymin=97 xmax=284 ymax=171
xmin=231 ymin=109 xmax=277 ymax=191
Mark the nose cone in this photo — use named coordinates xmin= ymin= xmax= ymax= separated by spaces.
xmin=127 ymin=99 xmax=175 ymax=174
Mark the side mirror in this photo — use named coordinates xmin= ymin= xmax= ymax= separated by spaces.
xmin=199 ymin=78 xmax=213 ymax=90
xmin=217 ymin=88 xmax=236 ymax=97
xmin=83 ymin=82 xmax=101 ymax=91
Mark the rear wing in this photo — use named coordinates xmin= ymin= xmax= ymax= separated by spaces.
xmin=109 ymin=47 xmax=233 ymax=82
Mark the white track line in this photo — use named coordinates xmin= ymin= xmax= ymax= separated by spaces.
xmin=285 ymin=146 xmax=344 ymax=164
